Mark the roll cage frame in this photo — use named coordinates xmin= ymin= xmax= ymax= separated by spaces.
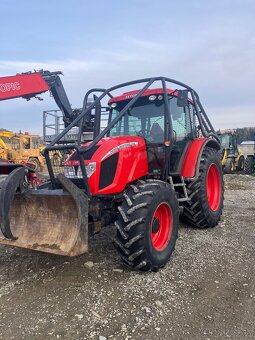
xmin=43 ymin=76 xmax=219 ymax=193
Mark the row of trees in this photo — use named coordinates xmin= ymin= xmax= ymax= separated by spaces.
xmin=236 ymin=127 xmax=255 ymax=144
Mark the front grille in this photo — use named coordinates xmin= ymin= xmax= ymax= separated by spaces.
xmin=99 ymin=153 xmax=119 ymax=189
xmin=44 ymin=146 xmax=88 ymax=190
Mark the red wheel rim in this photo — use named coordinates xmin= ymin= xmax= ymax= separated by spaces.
xmin=206 ymin=163 xmax=221 ymax=211
xmin=151 ymin=203 xmax=172 ymax=251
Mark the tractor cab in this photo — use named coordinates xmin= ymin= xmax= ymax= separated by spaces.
xmin=42 ymin=77 xmax=220 ymax=191
xmin=107 ymin=88 xmax=196 ymax=177
xmin=218 ymin=133 xmax=239 ymax=157
xmin=217 ymin=130 xmax=244 ymax=173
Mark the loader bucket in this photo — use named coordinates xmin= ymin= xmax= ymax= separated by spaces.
xmin=0 ymin=170 xmax=88 ymax=256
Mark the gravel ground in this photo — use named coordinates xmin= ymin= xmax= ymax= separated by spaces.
xmin=0 ymin=174 xmax=254 ymax=340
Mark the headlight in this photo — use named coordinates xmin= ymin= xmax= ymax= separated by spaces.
xmin=64 ymin=162 xmax=96 ymax=179
xmin=149 ymin=95 xmax=156 ymax=101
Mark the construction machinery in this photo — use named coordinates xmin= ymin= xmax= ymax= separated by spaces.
xmin=0 ymin=130 xmax=45 ymax=170
xmin=240 ymin=141 xmax=255 ymax=174
xmin=217 ymin=129 xmax=244 ymax=173
xmin=0 ymin=74 xmax=224 ymax=271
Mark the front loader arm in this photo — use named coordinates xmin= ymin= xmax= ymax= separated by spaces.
xmin=0 ymin=73 xmax=49 ymax=101
xmin=40 ymin=70 xmax=75 ymax=126
xmin=0 ymin=138 xmax=7 ymax=151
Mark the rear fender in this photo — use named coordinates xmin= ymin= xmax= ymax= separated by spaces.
xmin=181 ymin=138 xmax=220 ymax=180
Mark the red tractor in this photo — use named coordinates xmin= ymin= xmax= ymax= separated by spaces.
xmin=0 ymin=76 xmax=224 ymax=272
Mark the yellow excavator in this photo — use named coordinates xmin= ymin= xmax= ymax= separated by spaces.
xmin=217 ymin=129 xmax=244 ymax=173
xmin=0 ymin=130 xmax=45 ymax=170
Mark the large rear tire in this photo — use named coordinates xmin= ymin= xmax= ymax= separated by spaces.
xmin=244 ymin=156 xmax=254 ymax=174
xmin=114 ymin=180 xmax=179 ymax=271
xmin=183 ymin=147 xmax=224 ymax=228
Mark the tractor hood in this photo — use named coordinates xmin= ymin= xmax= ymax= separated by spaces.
xmin=65 ymin=136 xmax=148 ymax=195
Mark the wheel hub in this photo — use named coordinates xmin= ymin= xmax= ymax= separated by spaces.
xmin=151 ymin=203 xmax=172 ymax=251
xmin=206 ymin=163 xmax=221 ymax=211
xmin=152 ymin=218 xmax=160 ymax=233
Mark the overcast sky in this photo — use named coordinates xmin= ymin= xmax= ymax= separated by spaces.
xmin=1 ymin=0 xmax=254 ymax=135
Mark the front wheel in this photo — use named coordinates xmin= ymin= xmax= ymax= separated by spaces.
xmin=114 ymin=180 xmax=179 ymax=271
xmin=183 ymin=147 xmax=224 ymax=228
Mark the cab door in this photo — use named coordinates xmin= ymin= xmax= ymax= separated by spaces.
xmin=169 ymin=97 xmax=195 ymax=173
xmin=145 ymin=112 xmax=166 ymax=178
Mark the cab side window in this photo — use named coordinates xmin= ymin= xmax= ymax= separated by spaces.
xmin=11 ymin=138 xmax=20 ymax=151
xmin=169 ymin=97 xmax=192 ymax=140
xmin=169 ymin=97 xmax=193 ymax=172
xmin=32 ymin=137 xmax=39 ymax=149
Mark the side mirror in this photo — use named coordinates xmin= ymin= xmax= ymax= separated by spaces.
xmin=177 ymin=90 xmax=189 ymax=107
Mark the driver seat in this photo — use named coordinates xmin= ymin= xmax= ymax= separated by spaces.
xmin=150 ymin=123 xmax=164 ymax=143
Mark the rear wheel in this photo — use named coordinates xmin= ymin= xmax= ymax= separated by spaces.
xmin=183 ymin=147 xmax=224 ymax=228
xmin=244 ymin=156 xmax=254 ymax=174
xmin=225 ymin=157 xmax=234 ymax=173
xmin=114 ymin=180 xmax=179 ymax=271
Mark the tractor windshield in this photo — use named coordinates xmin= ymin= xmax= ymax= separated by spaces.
xmin=109 ymin=96 xmax=165 ymax=143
